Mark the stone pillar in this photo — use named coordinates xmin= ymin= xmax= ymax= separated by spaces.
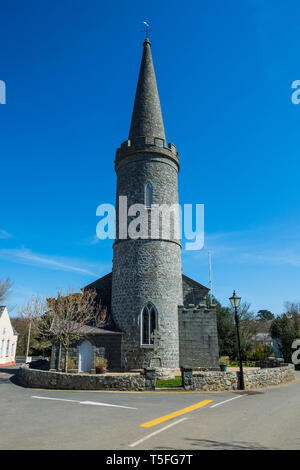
xmin=143 ymin=367 xmax=156 ymax=390
xmin=181 ymin=366 xmax=194 ymax=391
xmin=50 ymin=342 xmax=57 ymax=371
xmin=90 ymin=343 xmax=96 ymax=374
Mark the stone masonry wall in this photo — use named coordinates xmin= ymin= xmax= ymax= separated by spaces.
xmin=178 ymin=306 xmax=220 ymax=369
xmin=113 ymin=239 xmax=182 ymax=370
xmin=112 ymin=152 xmax=183 ymax=371
xmin=182 ymin=364 xmax=295 ymax=391
xmin=19 ymin=367 xmax=156 ymax=391
xmin=182 ymin=276 xmax=208 ymax=306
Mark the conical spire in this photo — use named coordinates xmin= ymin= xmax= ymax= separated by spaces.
xmin=129 ymin=38 xmax=166 ymax=141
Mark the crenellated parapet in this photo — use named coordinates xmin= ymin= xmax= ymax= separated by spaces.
xmin=115 ymin=137 xmax=179 ymax=170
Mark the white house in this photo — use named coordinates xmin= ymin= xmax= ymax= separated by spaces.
xmin=252 ymin=333 xmax=273 ymax=345
xmin=0 ymin=306 xmax=18 ymax=366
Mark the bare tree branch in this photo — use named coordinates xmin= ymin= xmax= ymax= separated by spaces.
xmin=0 ymin=277 xmax=12 ymax=304
xmin=47 ymin=288 xmax=108 ymax=372
xmin=18 ymin=288 xmax=108 ymax=372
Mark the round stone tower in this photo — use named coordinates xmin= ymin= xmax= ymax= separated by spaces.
xmin=111 ymin=38 xmax=183 ymax=371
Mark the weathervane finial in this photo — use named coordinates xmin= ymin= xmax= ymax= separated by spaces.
xmin=142 ymin=21 xmax=150 ymax=40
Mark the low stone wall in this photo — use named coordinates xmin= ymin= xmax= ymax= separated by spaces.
xmin=243 ymin=365 xmax=295 ymax=389
xmin=19 ymin=365 xmax=295 ymax=392
xmin=192 ymin=371 xmax=238 ymax=391
xmin=260 ymin=358 xmax=286 ymax=368
xmin=19 ymin=366 xmax=156 ymax=391
xmin=182 ymin=365 xmax=295 ymax=392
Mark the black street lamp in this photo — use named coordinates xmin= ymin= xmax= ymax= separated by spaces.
xmin=229 ymin=290 xmax=245 ymax=390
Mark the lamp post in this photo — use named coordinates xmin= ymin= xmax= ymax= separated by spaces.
xmin=229 ymin=290 xmax=245 ymax=390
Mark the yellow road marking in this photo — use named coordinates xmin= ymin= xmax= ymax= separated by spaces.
xmin=140 ymin=399 xmax=212 ymax=428
xmin=0 ymin=372 xmax=7 ymax=375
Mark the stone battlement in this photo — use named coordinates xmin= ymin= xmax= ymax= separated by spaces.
xmin=116 ymin=137 xmax=179 ymax=166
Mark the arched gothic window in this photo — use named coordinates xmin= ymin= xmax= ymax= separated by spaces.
xmin=141 ymin=303 xmax=157 ymax=345
xmin=145 ymin=182 xmax=152 ymax=208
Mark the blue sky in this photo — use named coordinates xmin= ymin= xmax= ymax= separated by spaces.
xmin=1 ymin=0 xmax=300 ymax=316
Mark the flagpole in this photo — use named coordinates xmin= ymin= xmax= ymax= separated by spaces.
xmin=25 ymin=319 xmax=31 ymax=362
xmin=208 ymin=250 xmax=213 ymax=305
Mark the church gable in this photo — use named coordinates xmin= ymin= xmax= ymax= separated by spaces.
xmin=182 ymin=274 xmax=209 ymax=307
xmin=85 ymin=272 xmax=209 ymax=311
xmin=84 ymin=272 xmax=112 ymax=309
xmin=83 ymin=273 xmax=121 ymax=332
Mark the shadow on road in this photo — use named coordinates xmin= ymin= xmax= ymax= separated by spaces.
xmin=0 ymin=367 xmax=23 ymax=387
xmin=152 ymin=437 xmax=277 ymax=451
xmin=184 ymin=437 xmax=277 ymax=450
xmin=152 ymin=437 xmax=276 ymax=451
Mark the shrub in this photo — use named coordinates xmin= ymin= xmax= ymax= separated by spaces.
xmin=247 ymin=345 xmax=274 ymax=361
xmin=95 ymin=357 xmax=108 ymax=374
xmin=219 ymin=356 xmax=229 ymax=365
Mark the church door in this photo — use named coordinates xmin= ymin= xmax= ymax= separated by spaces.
xmin=79 ymin=340 xmax=93 ymax=373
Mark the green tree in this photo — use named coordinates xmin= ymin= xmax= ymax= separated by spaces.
xmin=284 ymin=302 xmax=300 ymax=337
xmin=215 ymin=302 xmax=237 ymax=359
xmin=270 ymin=314 xmax=297 ymax=362
xmin=11 ymin=312 xmax=52 ymax=357
xmin=11 ymin=316 xmax=30 ymax=356
xmin=257 ymin=310 xmax=275 ymax=321
xmin=216 ymin=300 xmax=258 ymax=361
xmin=30 ymin=311 xmax=53 ymax=357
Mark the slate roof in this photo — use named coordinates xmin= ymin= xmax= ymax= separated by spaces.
xmin=76 ymin=324 xmax=122 ymax=335
xmin=182 ymin=274 xmax=209 ymax=292
xmin=129 ymin=37 xmax=166 ymax=141
xmin=84 ymin=272 xmax=112 ymax=290
xmin=51 ymin=320 xmax=122 ymax=336
xmin=84 ymin=272 xmax=209 ymax=293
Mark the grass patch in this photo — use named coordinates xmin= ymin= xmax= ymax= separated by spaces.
xmin=155 ymin=376 xmax=182 ymax=388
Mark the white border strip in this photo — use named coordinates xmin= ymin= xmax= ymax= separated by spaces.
xmin=32 ymin=396 xmax=79 ymax=403
xmin=129 ymin=417 xmax=188 ymax=448
xmin=210 ymin=395 xmax=243 ymax=408
xmin=81 ymin=401 xmax=137 ymax=409
xmin=32 ymin=396 xmax=137 ymax=409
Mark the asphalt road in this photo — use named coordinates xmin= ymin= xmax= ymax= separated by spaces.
xmin=1 ymin=367 xmax=300 ymax=450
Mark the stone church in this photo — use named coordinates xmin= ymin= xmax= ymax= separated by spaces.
xmin=50 ymin=37 xmax=219 ymax=374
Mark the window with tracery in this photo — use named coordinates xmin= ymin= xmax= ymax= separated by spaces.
xmin=141 ymin=303 xmax=157 ymax=345
xmin=145 ymin=182 xmax=152 ymax=208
